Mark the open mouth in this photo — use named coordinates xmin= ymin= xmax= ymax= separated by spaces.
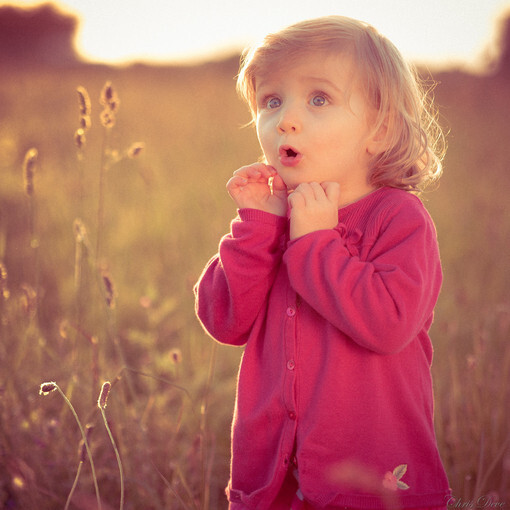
xmin=279 ymin=145 xmax=302 ymax=167
xmin=280 ymin=145 xmax=299 ymax=158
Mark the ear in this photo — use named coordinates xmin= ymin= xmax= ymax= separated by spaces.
xmin=366 ymin=117 xmax=389 ymax=156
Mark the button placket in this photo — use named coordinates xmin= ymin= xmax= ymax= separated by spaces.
xmin=282 ymin=288 xmax=298 ymax=459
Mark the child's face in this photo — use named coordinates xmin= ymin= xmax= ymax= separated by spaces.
xmin=255 ymin=52 xmax=377 ymax=194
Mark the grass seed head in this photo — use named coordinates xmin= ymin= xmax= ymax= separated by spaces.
xmin=79 ymin=115 xmax=91 ymax=131
xmin=100 ymin=81 xmax=120 ymax=111
xmin=73 ymin=218 xmax=88 ymax=243
xmin=39 ymin=382 xmax=58 ymax=395
xmin=0 ymin=261 xmax=9 ymax=300
xmin=97 ymin=381 xmax=111 ymax=409
xmin=20 ymin=283 xmax=37 ymax=318
xmin=100 ymin=81 xmax=114 ymax=104
xmin=169 ymin=348 xmax=183 ymax=364
xmin=74 ymin=128 xmax=86 ymax=149
xmin=127 ymin=142 xmax=145 ymax=158
xmin=76 ymin=86 xmax=91 ymax=117
xmin=100 ymin=110 xmax=114 ymax=128
xmin=22 ymin=148 xmax=38 ymax=197
xmin=59 ymin=319 xmax=70 ymax=339
xmin=101 ymin=270 xmax=116 ymax=309
xmin=100 ymin=81 xmax=120 ymax=128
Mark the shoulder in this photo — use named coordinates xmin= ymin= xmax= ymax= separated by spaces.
xmin=371 ymin=187 xmax=435 ymax=228
xmin=357 ymin=188 xmax=439 ymax=248
xmin=372 ymin=186 xmax=427 ymax=212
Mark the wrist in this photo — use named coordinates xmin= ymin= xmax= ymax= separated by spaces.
xmin=239 ymin=208 xmax=288 ymax=226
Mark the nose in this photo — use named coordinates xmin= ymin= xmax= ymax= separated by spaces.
xmin=277 ymin=104 xmax=301 ymax=134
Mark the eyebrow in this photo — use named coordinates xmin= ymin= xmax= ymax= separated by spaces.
xmin=256 ymin=75 xmax=343 ymax=94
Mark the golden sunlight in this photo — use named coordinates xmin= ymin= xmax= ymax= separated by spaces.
xmin=3 ymin=0 xmax=510 ymax=66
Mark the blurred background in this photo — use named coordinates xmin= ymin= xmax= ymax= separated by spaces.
xmin=0 ymin=1 xmax=509 ymax=509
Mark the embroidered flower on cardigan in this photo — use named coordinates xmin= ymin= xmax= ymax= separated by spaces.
xmin=335 ymin=223 xmax=363 ymax=256
xmin=383 ymin=464 xmax=410 ymax=491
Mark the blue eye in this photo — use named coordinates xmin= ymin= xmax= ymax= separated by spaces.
xmin=267 ymin=97 xmax=281 ymax=109
xmin=311 ymin=95 xmax=327 ymax=106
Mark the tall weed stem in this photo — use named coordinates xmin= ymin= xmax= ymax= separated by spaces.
xmin=200 ymin=342 xmax=217 ymax=510
xmin=64 ymin=460 xmax=83 ymax=510
xmin=39 ymin=382 xmax=102 ymax=510
xmin=96 ymin=128 xmax=111 ymax=266
xmin=22 ymin=148 xmax=40 ymax=311
xmin=98 ymin=382 xmax=124 ymax=510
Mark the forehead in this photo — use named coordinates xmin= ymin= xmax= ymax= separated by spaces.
xmin=254 ymin=51 xmax=358 ymax=92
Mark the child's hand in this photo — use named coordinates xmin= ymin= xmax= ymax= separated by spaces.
xmin=288 ymin=181 xmax=340 ymax=240
xmin=227 ymin=163 xmax=288 ymax=216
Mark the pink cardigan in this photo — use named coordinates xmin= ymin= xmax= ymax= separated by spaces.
xmin=194 ymin=187 xmax=450 ymax=509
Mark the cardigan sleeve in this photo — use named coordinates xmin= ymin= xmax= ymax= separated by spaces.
xmin=283 ymin=198 xmax=442 ymax=355
xmin=194 ymin=208 xmax=287 ymax=346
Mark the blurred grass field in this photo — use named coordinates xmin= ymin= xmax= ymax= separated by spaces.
xmin=0 ymin=38 xmax=509 ymax=509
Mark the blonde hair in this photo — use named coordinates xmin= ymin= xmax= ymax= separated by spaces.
xmin=237 ymin=16 xmax=445 ymax=193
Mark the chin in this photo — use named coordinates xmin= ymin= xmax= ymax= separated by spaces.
xmin=282 ymin=178 xmax=303 ymax=191
xmin=276 ymin=171 xmax=296 ymax=188
xmin=281 ymin=180 xmax=296 ymax=192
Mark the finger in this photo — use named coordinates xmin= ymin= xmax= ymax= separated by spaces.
xmin=271 ymin=172 xmax=287 ymax=192
xmin=308 ymin=181 xmax=327 ymax=201
xmin=234 ymin=163 xmax=276 ymax=182
xmin=233 ymin=164 xmax=262 ymax=180
xmin=288 ymin=189 xmax=306 ymax=209
xmin=233 ymin=166 xmax=261 ymax=181
xmin=227 ymin=174 xmax=247 ymax=187
xmin=321 ymin=181 xmax=341 ymax=206
xmin=294 ymin=182 xmax=316 ymax=204
xmin=261 ymin=164 xmax=278 ymax=178
xmin=226 ymin=175 xmax=248 ymax=194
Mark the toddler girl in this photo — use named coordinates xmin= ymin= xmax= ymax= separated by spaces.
xmin=194 ymin=15 xmax=451 ymax=510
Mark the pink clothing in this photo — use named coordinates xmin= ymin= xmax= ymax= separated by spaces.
xmin=194 ymin=187 xmax=451 ymax=509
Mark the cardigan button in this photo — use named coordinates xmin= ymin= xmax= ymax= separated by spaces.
xmin=287 ymin=360 xmax=295 ymax=370
xmin=286 ymin=307 xmax=296 ymax=317
xmin=288 ymin=411 xmax=296 ymax=420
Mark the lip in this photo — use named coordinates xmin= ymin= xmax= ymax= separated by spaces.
xmin=279 ymin=145 xmax=302 ymax=167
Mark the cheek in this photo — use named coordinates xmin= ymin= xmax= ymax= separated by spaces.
xmin=256 ymin=123 xmax=274 ymax=156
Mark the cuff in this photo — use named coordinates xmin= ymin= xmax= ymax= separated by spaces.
xmin=238 ymin=208 xmax=288 ymax=228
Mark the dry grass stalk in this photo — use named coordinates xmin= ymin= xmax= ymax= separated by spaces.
xmin=22 ymin=148 xmax=38 ymax=197
xmin=96 ymin=82 xmax=120 ymax=261
xmin=101 ymin=270 xmax=116 ymax=309
xmin=20 ymin=283 xmax=37 ymax=319
xmin=73 ymin=218 xmax=90 ymax=290
xmin=98 ymin=381 xmax=124 ymax=510
xmin=0 ymin=261 xmax=9 ymax=300
xmin=39 ymin=381 xmax=102 ymax=509
xmin=75 ymin=87 xmax=91 ymax=219
xmin=65 ymin=425 xmax=94 ymax=510
xmin=76 ymin=86 xmax=92 ymax=144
